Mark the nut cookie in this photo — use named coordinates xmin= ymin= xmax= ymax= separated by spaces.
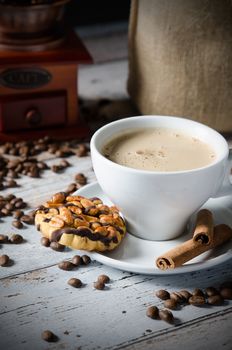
xmin=35 ymin=192 xmax=126 ymax=251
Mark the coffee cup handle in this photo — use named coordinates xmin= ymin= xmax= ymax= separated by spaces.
xmin=213 ymin=148 xmax=232 ymax=197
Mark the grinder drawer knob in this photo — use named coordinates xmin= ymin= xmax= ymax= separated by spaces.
xmin=25 ymin=108 xmax=42 ymax=126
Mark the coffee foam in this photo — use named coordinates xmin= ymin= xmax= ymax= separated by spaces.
xmin=103 ymin=128 xmax=216 ymax=172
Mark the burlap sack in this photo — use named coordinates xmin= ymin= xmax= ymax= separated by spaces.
xmin=127 ymin=0 xmax=232 ymax=132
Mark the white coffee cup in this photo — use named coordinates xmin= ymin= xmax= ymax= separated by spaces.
xmin=90 ymin=116 xmax=232 ymax=241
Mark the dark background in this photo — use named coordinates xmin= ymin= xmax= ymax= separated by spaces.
xmin=66 ymin=0 xmax=131 ymax=26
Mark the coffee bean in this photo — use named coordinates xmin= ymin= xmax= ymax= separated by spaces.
xmin=75 ymin=173 xmax=87 ymax=185
xmin=55 ymin=150 xmax=69 ymax=158
xmin=0 ymin=254 xmax=9 ymax=266
xmin=14 ymin=200 xmax=27 ymax=209
xmin=65 ymin=183 xmax=78 ymax=194
xmin=164 ymin=298 xmax=178 ymax=310
xmin=51 ymin=165 xmax=62 ymax=173
xmin=146 ymin=306 xmax=159 ymax=319
xmin=159 ymin=309 xmax=174 ymax=324
xmin=189 ymin=295 xmax=205 ymax=306
xmin=10 ymin=197 xmax=18 ymax=205
xmin=59 ymin=159 xmax=70 ymax=168
xmin=40 ymin=237 xmax=50 ymax=247
xmin=93 ymin=281 xmax=105 ymax=290
xmin=37 ymin=162 xmax=48 ymax=170
xmin=220 ymin=288 xmax=232 ymax=300
xmin=4 ymin=203 xmax=14 ymax=211
xmin=6 ymin=180 xmax=18 ymax=188
xmin=50 ymin=242 xmax=65 ymax=252
xmin=71 ymin=255 xmax=81 ymax=266
xmin=12 ymin=220 xmax=23 ymax=229
xmin=76 ymin=144 xmax=88 ymax=157
xmin=48 ymin=145 xmax=58 ymax=154
xmin=20 ymin=215 xmax=34 ymax=224
xmin=68 ymin=278 xmax=82 ymax=288
xmin=208 ymin=295 xmax=224 ymax=305
xmin=15 ymin=164 xmax=23 ymax=172
xmin=170 ymin=292 xmax=185 ymax=304
xmin=10 ymin=234 xmax=23 ymax=244
xmin=41 ymin=330 xmax=58 ymax=342
xmin=0 ymin=200 xmax=5 ymax=208
xmin=1 ymin=208 xmax=10 ymax=216
xmin=28 ymin=168 xmax=40 ymax=178
xmin=0 ymin=234 xmax=9 ymax=243
xmin=7 ymin=170 xmax=18 ymax=178
xmin=58 ymin=261 xmax=75 ymax=271
xmin=192 ymin=288 xmax=205 ymax=297
xmin=81 ymin=255 xmax=91 ymax=265
xmin=13 ymin=210 xmax=24 ymax=219
xmin=97 ymin=274 xmax=110 ymax=284
xmin=179 ymin=290 xmax=192 ymax=301
xmin=205 ymin=287 xmax=218 ymax=297
xmin=155 ymin=289 xmax=170 ymax=300
xmin=19 ymin=146 xmax=29 ymax=157
xmin=21 ymin=201 xmax=27 ymax=209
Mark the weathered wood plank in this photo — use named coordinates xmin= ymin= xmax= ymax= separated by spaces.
xmin=117 ymin=309 xmax=232 ymax=350
xmin=0 ymin=262 xmax=231 ymax=350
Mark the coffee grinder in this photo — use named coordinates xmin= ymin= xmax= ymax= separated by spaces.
xmin=0 ymin=0 xmax=92 ymax=141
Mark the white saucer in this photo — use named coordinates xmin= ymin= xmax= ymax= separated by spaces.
xmin=74 ymin=182 xmax=232 ymax=275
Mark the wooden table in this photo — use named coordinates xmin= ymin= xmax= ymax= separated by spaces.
xmin=1 ymin=23 xmax=232 ymax=350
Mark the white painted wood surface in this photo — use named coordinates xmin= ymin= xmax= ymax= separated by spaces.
xmin=1 ymin=145 xmax=231 ymax=350
xmin=0 ymin=22 xmax=232 ymax=350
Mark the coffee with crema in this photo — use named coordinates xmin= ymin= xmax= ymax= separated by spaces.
xmin=103 ymin=128 xmax=216 ymax=171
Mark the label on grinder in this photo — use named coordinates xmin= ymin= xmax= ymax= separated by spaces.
xmin=0 ymin=68 xmax=52 ymax=89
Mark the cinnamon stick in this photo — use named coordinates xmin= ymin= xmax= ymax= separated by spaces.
xmin=156 ymin=224 xmax=232 ymax=270
xmin=192 ymin=209 xmax=214 ymax=245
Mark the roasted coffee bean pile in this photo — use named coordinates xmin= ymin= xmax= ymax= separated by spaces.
xmin=0 ymin=194 xmax=27 ymax=215
xmin=93 ymin=274 xmax=110 ymax=290
xmin=155 ymin=284 xmax=232 ymax=306
xmin=58 ymin=255 xmax=92 ymax=271
xmin=40 ymin=237 xmax=65 ymax=251
xmin=146 ymin=282 xmax=232 ymax=323
xmin=3 ymin=157 xmax=48 ymax=179
xmin=146 ymin=305 xmax=174 ymax=323
xmin=97 ymin=274 xmax=110 ymax=284
xmin=0 ymin=233 xmax=25 ymax=267
xmin=0 ymin=137 xmax=87 ymax=158
xmin=0 ymin=137 xmax=89 ymax=187
xmin=55 ymin=253 xmax=111 ymax=291
xmin=0 ymin=233 xmax=24 ymax=268
xmin=51 ymin=160 xmax=70 ymax=174
xmin=0 ymin=194 xmax=37 ymax=229
xmin=67 ymin=274 xmax=111 ymax=290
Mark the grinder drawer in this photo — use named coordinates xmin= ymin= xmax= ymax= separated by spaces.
xmin=0 ymin=91 xmax=66 ymax=131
